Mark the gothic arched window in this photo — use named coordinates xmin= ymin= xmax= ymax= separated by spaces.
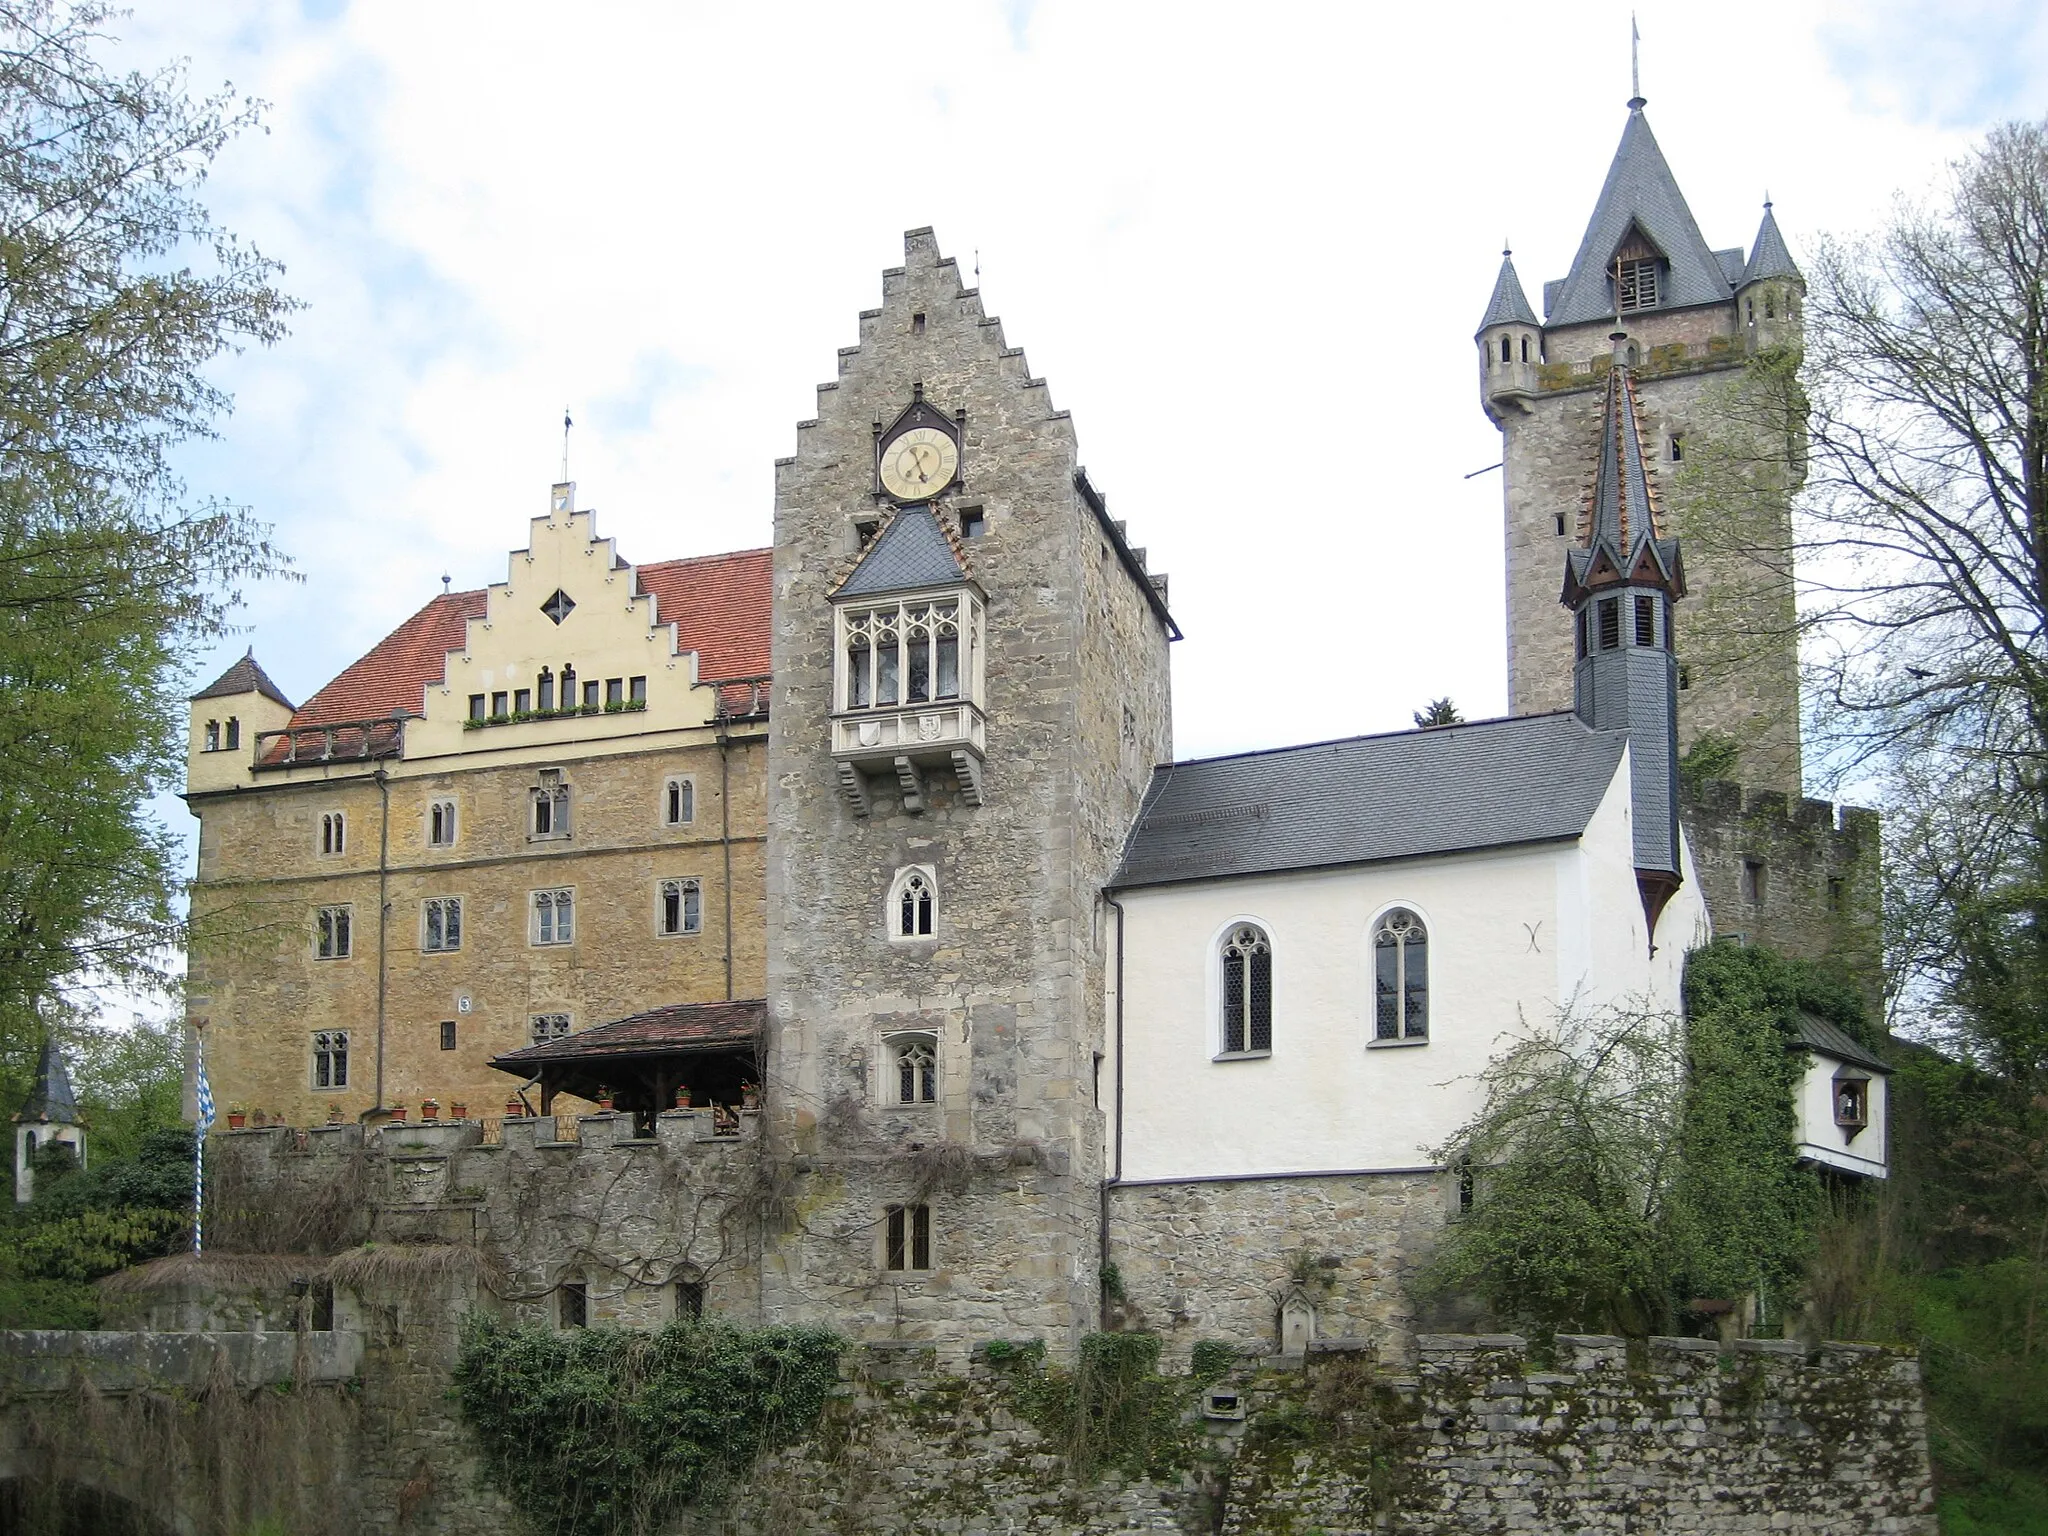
xmin=1219 ymin=924 xmax=1272 ymax=1056
xmin=1374 ymin=908 xmax=1429 ymax=1041
xmin=890 ymin=868 xmax=935 ymax=940
xmin=892 ymin=1034 xmax=938 ymax=1104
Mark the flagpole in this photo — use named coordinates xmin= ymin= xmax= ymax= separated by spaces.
xmin=193 ymin=1033 xmax=215 ymax=1254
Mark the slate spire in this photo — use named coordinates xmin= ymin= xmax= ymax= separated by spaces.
xmin=1547 ymin=106 xmax=1732 ymax=327
xmin=1741 ymin=200 xmax=1802 ymax=286
xmin=15 ymin=1037 xmax=78 ymax=1124
xmin=1476 ymin=248 xmax=1538 ymax=334
xmin=1561 ymin=361 xmax=1687 ymax=941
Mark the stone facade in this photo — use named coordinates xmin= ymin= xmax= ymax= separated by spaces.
xmin=761 ymin=228 xmax=1174 ymax=1354
xmin=188 ymin=733 xmax=766 ymax=1127
xmin=1107 ymin=1173 xmax=1452 ymax=1365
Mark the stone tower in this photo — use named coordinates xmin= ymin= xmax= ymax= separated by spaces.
xmin=1479 ymin=96 xmax=1805 ymax=795
xmin=761 ymin=228 xmax=1176 ymax=1355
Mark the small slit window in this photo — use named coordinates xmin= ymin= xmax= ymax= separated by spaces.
xmin=1598 ymin=597 xmax=1621 ymax=651
xmin=885 ymin=1203 xmax=932 ymax=1271
xmin=1373 ymin=908 xmax=1429 ymax=1041
xmin=440 ymin=1020 xmax=457 ymax=1051
xmin=1499 ymin=336 xmax=1511 ymax=363
xmin=319 ymin=812 xmax=346 ymax=856
xmin=557 ymin=1280 xmax=587 ymax=1329
xmin=429 ymin=799 xmax=457 ymax=847
xmin=204 ymin=720 xmax=220 ymax=752
xmin=675 ymin=1279 xmax=705 ymax=1320
xmin=1635 ymin=596 xmax=1657 ymax=648
xmin=1743 ymin=861 xmax=1767 ymax=905
xmin=1220 ymin=924 xmax=1273 ymax=1056
xmin=1668 ymin=433 xmax=1685 ymax=463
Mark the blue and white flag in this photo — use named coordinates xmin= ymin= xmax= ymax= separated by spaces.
xmin=194 ymin=1043 xmax=216 ymax=1134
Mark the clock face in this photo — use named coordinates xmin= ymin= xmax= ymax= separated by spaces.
xmin=879 ymin=425 xmax=959 ymax=501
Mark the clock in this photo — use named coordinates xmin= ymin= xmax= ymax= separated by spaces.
xmin=878 ymin=424 xmax=959 ymax=502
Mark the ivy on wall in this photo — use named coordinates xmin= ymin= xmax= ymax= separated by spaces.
xmin=452 ymin=1314 xmax=842 ymax=1536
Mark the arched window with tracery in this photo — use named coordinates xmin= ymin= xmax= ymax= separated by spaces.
xmin=892 ymin=1034 xmax=937 ymax=1103
xmin=1374 ymin=908 xmax=1429 ymax=1041
xmin=1219 ymin=923 xmax=1272 ymax=1056
xmin=890 ymin=868 xmax=935 ymax=940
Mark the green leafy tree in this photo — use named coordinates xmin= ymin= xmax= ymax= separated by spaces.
xmin=1412 ymin=697 xmax=1463 ymax=728
xmin=0 ymin=0 xmax=295 ymax=1088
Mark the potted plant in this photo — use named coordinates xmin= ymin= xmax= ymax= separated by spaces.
xmin=250 ymin=1108 xmax=267 ymax=1128
xmin=673 ymin=1084 xmax=692 ymax=1110
xmin=450 ymin=1100 xmax=468 ymax=1121
xmin=389 ymin=1104 xmax=408 ymax=1123
xmin=504 ymin=1097 xmax=526 ymax=1119
xmin=421 ymin=1098 xmax=440 ymax=1122
xmin=226 ymin=1106 xmax=246 ymax=1131
xmin=326 ymin=1104 xmax=342 ymax=1126
xmin=596 ymin=1089 xmax=615 ymax=1111
xmin=740 ymin=1082 xmax=760 ymax=1111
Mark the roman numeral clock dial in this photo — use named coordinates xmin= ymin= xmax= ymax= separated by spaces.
xmin=878 ymin=423 xmax=959 ymax=503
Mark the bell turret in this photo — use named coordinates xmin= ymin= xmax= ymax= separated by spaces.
xmin=1563 ymin=359 xmax=1687 ymax=936
xmin=1476 ymin=247 xmax=1541 ymax=423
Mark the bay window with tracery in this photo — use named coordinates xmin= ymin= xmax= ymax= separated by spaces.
xmin=841 ymin=598 xmax=969 ymax=711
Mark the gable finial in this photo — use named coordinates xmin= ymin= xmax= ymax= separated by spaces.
xmin=1628 ymin=13 xmax=1645 ymax=110
xmin=561 ymin=406 xmax=573 ymax=483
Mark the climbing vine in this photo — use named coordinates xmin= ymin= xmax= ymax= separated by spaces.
xmin=453 ymin=1313 xmax=843 ymax=1536
xmin=988 ymin=1332 xmax=1195 ymax=1480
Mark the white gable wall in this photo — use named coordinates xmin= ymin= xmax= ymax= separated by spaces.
xmin=1794 ymin=1054 xmax=1888 ymax=1178
xmin=1107 ymin=753 xmax=1707 ymax=1184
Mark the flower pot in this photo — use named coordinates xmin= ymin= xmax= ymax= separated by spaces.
xmin=673 ymin=1085 xmax=692 ymax=1109
xmin=250 ymin=1109 xmax=267 ymax=1128
xmin=226 ymin=1111 xmax=246 ymax=1130
xmin=740 ymin=1083 xmax=760 ymax=1110
xmin=450 ymin=1102 xmax=468 ymax=1122
xmin=596 ymin=1096 xmax=614 ymax=1111
xmin=504 ymin=1098 xmax=526 ymax=1119
xmin=327 ymin=1104 xmax=342 ymax=1125
xmin=389 ymin=1105 xmax=407 ymax=1122
xmin=421 ymin=1099 xmax=439 ymax=1121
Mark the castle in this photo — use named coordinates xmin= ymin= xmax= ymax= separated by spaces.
xmin=177 ymin=95 xmax=1887 ymax=1362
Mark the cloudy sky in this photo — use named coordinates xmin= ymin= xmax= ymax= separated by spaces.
xmin=126 ymin=1 xmax=2044 ymax=777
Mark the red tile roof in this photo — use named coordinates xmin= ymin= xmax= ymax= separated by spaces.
xmin=489 ymin=1000 xmax=765 ymax=1070
xmin=285 ymin=547 xmax=772 ymax=732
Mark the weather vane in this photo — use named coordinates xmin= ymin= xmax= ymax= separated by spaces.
xmin=562 ymin=407 xmax=573 ymax=482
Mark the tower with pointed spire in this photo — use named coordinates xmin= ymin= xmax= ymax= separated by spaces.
xmin=1478 ymin=92 xmax=1804 ymax=797
xmin=13 ymin=1036 xmax=84 ymax=1203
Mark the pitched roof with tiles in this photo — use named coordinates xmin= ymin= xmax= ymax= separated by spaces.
xmin=191 ymin=651 xmax=294 ymax=709
xmin=1792 ymin=1012 xmax=1891 ymax=1075
xmin=285 ymin=547 xmax=772 ymax=731
xmin=490 ymin=1000 xmax=765 ymax=1070
xmin=1547 ymin=106 xmax=1734 ymax=327
xmin=1112 ymin=712 xmax=1630 ymax=889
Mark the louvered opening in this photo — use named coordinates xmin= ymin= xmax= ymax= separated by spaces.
xmin=1617 ymin=258 xmax=1659 ymax=311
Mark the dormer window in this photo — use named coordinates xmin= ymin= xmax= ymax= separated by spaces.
xmin=1617 ymin=258 xmax=1659 ymax=311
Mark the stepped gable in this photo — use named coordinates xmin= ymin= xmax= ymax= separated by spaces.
xmin=1476 ymin=249 xmax=1539 ymax=332
xmin=1112 ymin=712 xmax=1628 ymax=889
xmin=191 ymin=650 xmax=294 ymax=709
xmin=287 ymin=547 xmax=772 ymax=729
xmin=1547 ymin=105 xmax=1734 ymax=327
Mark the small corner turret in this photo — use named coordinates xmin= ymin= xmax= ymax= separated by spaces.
xmin=1737 ymin=200 xmax=1804 ymax=353
xmin=1475 ymin=247 xmax=1541 ymax=423
xmin=186 ymin=648 xmax=296 ymax=796
xmin=14 ymin=1036 xmax=84 ymax=1203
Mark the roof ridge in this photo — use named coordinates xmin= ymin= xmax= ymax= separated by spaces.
xmin=1147 ymin=710 xmax=1604 ymax=776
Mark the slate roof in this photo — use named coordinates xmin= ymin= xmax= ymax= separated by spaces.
xmin=1564 ymin=365 xmax=1683 ymax=603
xmin=490 ymin=1000 xmax=764 ymax=1071
xmin=833 ymin=507 xmax=968 ymax=599
xmin=1792 ymin=1012 xmax=1891 ymax=1075
xmin=1547 ymin=107 xmax=1734 ymax=326
xmin=1112 ymin=712 xmax=1629 ymax=889
xmin=1741 ymin=203 xmax=1801 ymax=286
xmin=191 ymin=650 xmax=294 ymax=710
xmin=15 ymin=1038 xmax=78 ymax=1123
xmin=285 ymin=547 xmax=773 ymax=730
xmin=1476 ymin=251 xmax=1539 ymax=333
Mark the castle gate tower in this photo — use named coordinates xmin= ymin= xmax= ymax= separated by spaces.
xmin=1478 ymin=94 xmax=1805 ymax=795
xmin=761 ymin=229 xmax=1176 ymax=1354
